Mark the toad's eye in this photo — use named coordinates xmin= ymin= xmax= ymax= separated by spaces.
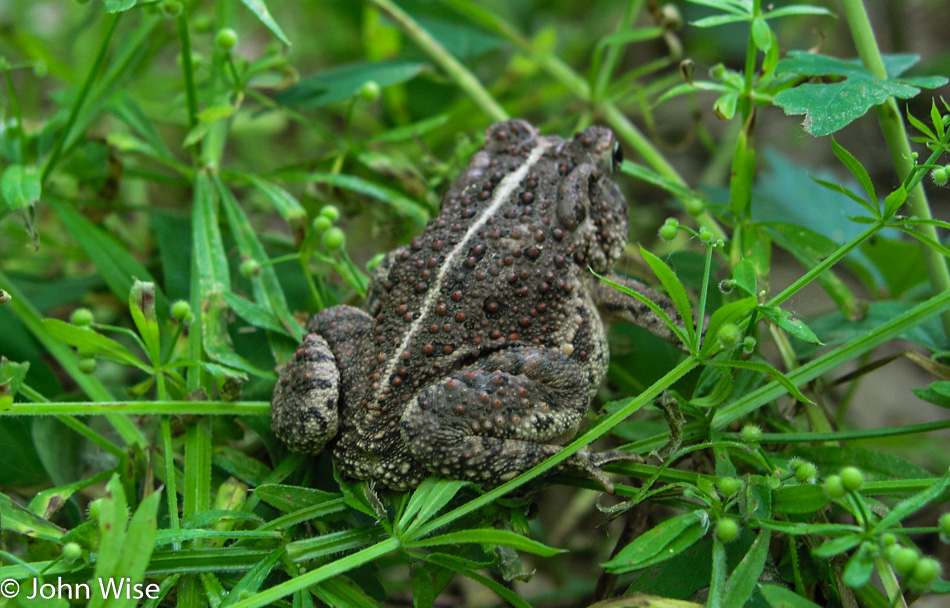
xmin=611 ymin=143 xmax=624 ymax=173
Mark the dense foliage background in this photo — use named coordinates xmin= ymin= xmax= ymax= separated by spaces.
xmin=1 ymin=1 xmax=949 ymax=607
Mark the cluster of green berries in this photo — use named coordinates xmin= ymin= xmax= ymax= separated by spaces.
xmin=312 ymin=205 xmax=345 ymax=250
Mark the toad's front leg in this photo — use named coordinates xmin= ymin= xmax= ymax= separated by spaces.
xmin=400 ymin=347 xmax=638 ymax=492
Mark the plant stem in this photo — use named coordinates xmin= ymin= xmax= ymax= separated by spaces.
xmin=369 ymin=0 xmax=507 ymax=121
xmin=0 ymin=401 xmax=270 ymax=416
xmin=41 ymin=13 xmax=120 ymax=183
xmin=840 ymin=0 xmax=950 ymax=342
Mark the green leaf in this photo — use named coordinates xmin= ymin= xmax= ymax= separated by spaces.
xmin=760 ymin=583 xmax=824 ymax=608
xmin=723 ymin=529 xmax=771 ymax=608
xmin=287 ymin=171 xmax=428 ymax=226
xmin=813 ymin=534 xmax=862 ymax=557
xmin=111 ymin=490 xmax=162 ymax=608
xmin=238 ymin=0 xmax=291 ymax=45
xmin=243 ymin=175 xmax=306 ymax=225
xmin=733 ymin=258 xmax=757 ymax=296
xmin=760 ymin=307 xmax=822 ymax=344
xmin=397 ymin=478 xmax=468 ymax=538
xmin=104 ymin=0 xmax=136 ymax=13
xmin=312 ymin=576 xmax=378 ymax=608
xmin=842 ymin=544 xmax=875 ymax=589
xmin=751 ymin=16 xmax=773 ymax=52
xmin=774 ymin=51 xmax=948 ymax=135
xmin=914 ymin=381 xmax=950 ymax=408
xmin=407 ymin=529 xmax=562 ymax=556
xmin=884 ymin=185 xmax=907 ymax=217
xmin=603 ymin=509 xmax=708 ymax=572
xmin=592 ymin=270 xmax=689 ymax=348
xmin=640 ymin=246 xmax=696 ymax=347
xmin=254 ymin=484 xmax=343 ymax=514
xmin=129 ymin=280 xmax=161 ymax=365
xmin=714 ymin=358 xmax=813 ymax=404
xmin=763 ymin=6 xmax=835 ymax=20
xmin=220 ymin=549 xmax=287 ymax=607
xmin=691 ymin=14 xmax=752 ymax=28
xmin=196 ymin=104 xmax=238 ymax=123
xmin=830 ymin=137 xmax=877 ymax=214
xmin=873 ymin=466 xmax=950 ymax=532
xmin=0 ymin=492 xmax=66 ymax=542
xmin=276 ymin=61 xmax=428 ymax=109
xmin=423 ymin=553 xmax=534 ymax=608
xmin=42 ymin=318 xmax=151 ymax=371
xmin=699 ymin=297 xmax=757 ymax=359
xmin=1 ymin=164 xmax=41 ymax=210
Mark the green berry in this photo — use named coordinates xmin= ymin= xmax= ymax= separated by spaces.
xmin=240 ymin=259 xmax=262 ymax=278
xmin=319 ymin=205 xmax=341 ymax=222
xmin=62 ymin=542 xmax=83 ymax=561
xmin=171 ymin=300 xmax=192 ymax=322
xmin=717 ymin=476 xmax=742 ymax=497
xmin=741 ymin=423 xmax=762 ymax=445
xmin=685 ymin=196 xmax=705 ymax=216
xmin=910 ymin=557 xmax=941 ymax=587
xmin=717 ymin=323 xmax=741 ymax=350
xmin=658 ymin=223 xmax=679 ymax=242
xmin=698 ymin=226 xmax=713 ymax=244
xmin=824 ymin=475 xmax=846 ymax=499
xmin=881 ymin=533 xmax=898 ymax=546
xmin=87 ymin=498 xmax=103 ymax=521
xmin=939 ymin=512 xmax=950 ymax=535
xmin=160 ymin=0 xmax=183 ymax=17
xmin=892 ymin=547 xmax=919 ymax=576
xmin=884 ymin=543 xmax=904 ymax=562
xmin=193 ymin=15 xmax=212 ymax=33
xmin=795 ymin=462 xmax=817 ymax=484
xmin=840 ymin=466 xmax=864 ymax=492
xmin=742 ymin=336 xmax=756 ymax=354
xmin=312 ymin=215 xmax=333 ymax=232
xmin=359 ymin=81 xmax=381 ymax=102
xmin=322 ymin=227 xmax=345 ymax=250
xmin=216 ymin=28 xmax=238 ymax=50
xmin=78 ymin=358 xmax=97 ymax=374
xmin=932 ymin=167 xmax=949 ymax=186
xmin=70 ymin=307 xmax=94 ymax=327
xmin=716 ymin=518 xmax=739 ymax=542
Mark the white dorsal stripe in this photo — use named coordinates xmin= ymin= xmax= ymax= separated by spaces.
xmin=372 ymin=138 xmax=555 ymax=406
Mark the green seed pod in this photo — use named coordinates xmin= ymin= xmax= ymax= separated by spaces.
xmin=216 ymin=28 xmax=238 ymax=50
xmin=716 ymin=518 xmax=739 ymax=542
xmin=71 ymin=307 xmax=94 ymax=327
xmin=840 ymin=466 xmax=864 ymax=492
xmin=323 ymin=226 xmax=346 ymax=250
xmin=824 ymin=475 xmax=846 ymax=499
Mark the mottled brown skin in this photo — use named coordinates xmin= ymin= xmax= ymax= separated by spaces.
xmin=271 ymin=120 xmax=681 ymax=491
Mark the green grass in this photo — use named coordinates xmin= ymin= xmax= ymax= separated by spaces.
xmin=1 ymin=1 xmax=949 ymax=607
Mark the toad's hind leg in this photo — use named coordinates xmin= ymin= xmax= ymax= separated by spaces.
xmin=400 ymin=347 xmax=638 ymax=492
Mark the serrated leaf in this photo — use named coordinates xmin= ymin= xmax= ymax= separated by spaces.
xmin=238 ymin=0 xmax=290 ymax=45
xmin=774 ymin=51 xmax=948 ymax=136
xmin=1 ymin=164 xmax=41 ymax=210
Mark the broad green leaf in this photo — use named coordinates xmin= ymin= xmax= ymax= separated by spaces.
xmin=884 ymin=185 xmax=907 ymax=217
xmin=830 ymin=137 xmax=877 ymax=214
xmin=760 ymin=307 xmax=822 ymax=344
xmin=760 ymin=583 xmax=824 ymax=608
xmin=751 ymin=16 xmax=772 ymax=52
xmin=408 ymin=529 xmax=562 ymax=556
xmin=733 ymin=258 xmax=757 ymax=296
xmin=699 ymin=297 xmax=757 ymax=359
xmin=1 ymin=164 xmax=41 ymax=210
xmin=640 ymin=246 xmax=696 ymax=347
xmin=740 ymin=477 xmax=773 ymax=521
xmin=0 ymin=492 xmax=66 ymax=542
xmin=603 ymin=509 xmax=708 ymax=572
xmin=914 ymin=381 xmax=950 ymax=408
xmin=238 ymin=0 xmax=291 ymax=45
xmin=723 ymin=529 xmax=771 ymax=608
xmin=774 ymin=51 xmax=948 ymax=136
xmin=104 ymin=0 xmax=136 ymax=13
xmin=276 ymin=61 xmax=428 ymax=110
xmin=42 ymin=318 xmax=151 ymax=371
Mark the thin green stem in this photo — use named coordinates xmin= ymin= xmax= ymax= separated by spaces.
xmin=41 ymin=13 xmax=120 ymax=183
xmin=369 ymin=0 xmax=506 ymax=121
xmin=0 ymin=401 xmax=270 ymax=416
xmin=840 ymin=0 xmax=950 ymax=343
xmin=593 ymin=0 xmax=645 ymax=100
